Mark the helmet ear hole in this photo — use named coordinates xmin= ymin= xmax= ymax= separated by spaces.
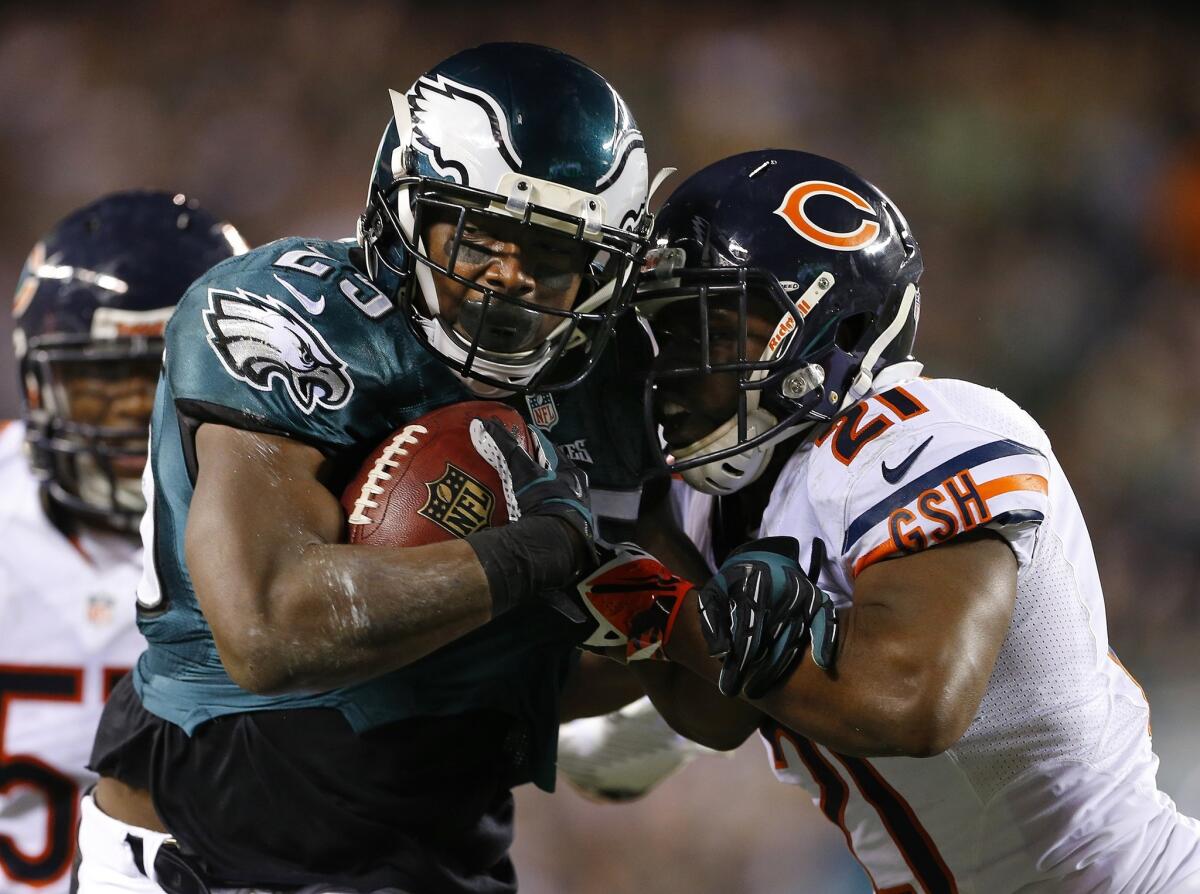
xmin=835 ymin=313 xmax=870 ymax=351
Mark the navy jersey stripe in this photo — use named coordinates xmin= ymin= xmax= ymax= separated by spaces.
xmin=843 ymin=439 xmax=1043 ymax=553
xmin=990 ymin=509 xmax=1045 ymax=527
xmin=789 ymin=734 xmax=850 ymax=826
xmin=835 ymin=754 xmax=958 ymax=893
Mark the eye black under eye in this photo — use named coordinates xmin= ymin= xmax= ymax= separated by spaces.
xmin=447 ymin=238 xmax=494 ymax=265
xmin=533 ymin=269 xmax=577 ymax=292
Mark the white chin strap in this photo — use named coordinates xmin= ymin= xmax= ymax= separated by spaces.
xmin=674 ymin=406 xmax=779 ymax=496
xmin=415 ymin=313 xmax=553 ymax=397
xmin=672 ymin=390 xmax=813 ymax=496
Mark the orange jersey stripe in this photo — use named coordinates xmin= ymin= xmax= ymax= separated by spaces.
xmin=852 ymin=472 xmax=1047 ymax=578
xmin=978 ymin=473 xmax=1048 ymax=501
xmin=853 ymin=539 xmax=901 ymax=578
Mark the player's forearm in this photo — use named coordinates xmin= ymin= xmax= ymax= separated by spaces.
xmin=664 ymin=592 xmax=954 ymax=757
xmin=558 ymin=651 xmax=647 ymax=722
xmin=207 ymin=538 xmax=493 ymax=694
xmin=629 ymin=658 xmax=762 ymax=751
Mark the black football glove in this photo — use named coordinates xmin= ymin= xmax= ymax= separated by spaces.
xmin=466 ymin=417 xmax=595 ymax=620
xmin=697 ymin=536 xmax=838 ymax=699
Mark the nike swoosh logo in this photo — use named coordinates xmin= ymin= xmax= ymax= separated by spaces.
xmin=273 ymin=274 xmax=325 ymax=315
xmin=881 ymin=436 xmax=933 ymax=484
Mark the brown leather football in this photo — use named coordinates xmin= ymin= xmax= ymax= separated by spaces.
xmin=341 ymin=400 xmax=534 ymax=547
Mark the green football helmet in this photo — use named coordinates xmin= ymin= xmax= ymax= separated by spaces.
xmin=360 ymin=42 xmax=655 ymax=395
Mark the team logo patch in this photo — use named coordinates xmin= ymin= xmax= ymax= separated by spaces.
xmin=774 ymin=180 xmax=881 ymax=252
xmin=526 ymin=393 xmax=559 ymax=431
xmin=87 ymin=593 xmax=116 ymax=627
xmin=419 ymin=462 xmax=495 ymax=538
xmin=203 ymin=287 xmax=353 ymax=414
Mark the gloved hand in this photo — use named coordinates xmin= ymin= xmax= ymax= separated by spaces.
xmin=697 ymin=536 xmax=838 ymax=699
xmin=470 ymin=417 xmax=594 ymax=548
xmin=577 ymin=542 xmax=694 ymax=660
xmin=466 ymin=417 xmax=596 ymax=620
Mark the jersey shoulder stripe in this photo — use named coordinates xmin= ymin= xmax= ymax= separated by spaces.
xmin=843 ymin=438 xmax=1045 ymax=553
xmin=790 ymin=377 xmax=1055 ymax=582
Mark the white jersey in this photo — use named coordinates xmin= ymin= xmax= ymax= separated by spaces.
xmin=0 ymin=421 xmax=147 ymax=894
xmin=675 ymin=364 xmax=1200 ymax=893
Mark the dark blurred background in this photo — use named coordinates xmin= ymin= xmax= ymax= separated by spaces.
xmin=2 ymin=4 xmax=1197 ymax=891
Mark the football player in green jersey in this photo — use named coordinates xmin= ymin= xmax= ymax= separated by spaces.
xmin=81 ymin=44 xmax=663 ymax=894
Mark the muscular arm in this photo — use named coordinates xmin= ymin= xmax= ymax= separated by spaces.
xmin=617 ymin=482 xmax=765 ymax=750
xmin=558 ymin=651 xmax=647 ymax=723
xmin=186 ymin=423 xmax=492 ymax=694
xmin=662 ymin=533 xmax=1018 ymax=757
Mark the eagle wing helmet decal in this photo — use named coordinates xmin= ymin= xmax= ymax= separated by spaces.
xmin=203 ymin=288 xmax=354 ymax=414
xmin=406 ymin=74 xmax=523 ymax=187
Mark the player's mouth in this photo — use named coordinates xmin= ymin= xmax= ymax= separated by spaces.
xmin=100 ymin=438 xmax=149 ymax=478
xmin=654 ymin=391 xmax=724 ymax=450
xmin=110 ymin=455 xmax=146 ymax=477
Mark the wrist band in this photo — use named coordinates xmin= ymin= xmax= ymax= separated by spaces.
xmin=466 ymin=516 xmax=585 ymax=616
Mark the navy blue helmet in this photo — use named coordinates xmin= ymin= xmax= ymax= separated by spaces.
xmin=13 ymin=190 xmax=247 ymax=529
xmin=635 ymin=150 xmax=923 ymax=494
xmin=359 ymin=42 xmax=653 ymax=395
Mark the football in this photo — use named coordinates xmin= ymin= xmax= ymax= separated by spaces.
xmin=341 ymin=401 xmax=534 ymax=547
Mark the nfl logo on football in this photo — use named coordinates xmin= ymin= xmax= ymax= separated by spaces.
xmin=526 ymin=393 xmax=559 ymax=430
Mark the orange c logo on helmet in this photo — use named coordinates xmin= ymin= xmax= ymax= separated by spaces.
xmin=774 ymin=181 xmax=881 ymax=252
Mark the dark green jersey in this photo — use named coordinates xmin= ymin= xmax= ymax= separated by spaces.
xmin=131 ymin=236 xmax=654 ymax=791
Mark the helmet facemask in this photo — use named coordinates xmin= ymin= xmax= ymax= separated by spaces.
xmin=18 ymin=332 xmax=162 ymax=532
xmin=365 ymin=173 xmax=645 ymax=395
xmin=638 ymin=261 xmax=830 ymax=494
xmin=639 ymin=256 xmax=916 ymax=495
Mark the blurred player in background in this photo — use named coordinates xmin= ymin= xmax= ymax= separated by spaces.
xmin=556 ymin=695 xmax=722 ymax=803
xmin=80 ymin=43 xmax=667 ymax=894
xmin=583 ymin=149 xmax=1200 ymax=892
xmin=0 ymin=191 xmax=244 ymax=893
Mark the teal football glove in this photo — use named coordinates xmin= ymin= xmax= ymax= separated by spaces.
xmin=697 ymin=536 xmax=838 ymax=699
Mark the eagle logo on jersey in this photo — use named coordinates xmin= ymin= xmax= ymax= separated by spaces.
xmin=419 ymin=462 xmax=495 ymax=537
xmin=408 ymin=74 xmax=523 ymax=187
xmin=203 ymin=287 xmax=353 ymax=414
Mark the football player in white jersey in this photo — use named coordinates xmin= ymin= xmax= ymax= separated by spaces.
xmin=584 ymin=149 xmax=1200 ymax=893
xmin=0 ymin=191 xmax=245 ymax=893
